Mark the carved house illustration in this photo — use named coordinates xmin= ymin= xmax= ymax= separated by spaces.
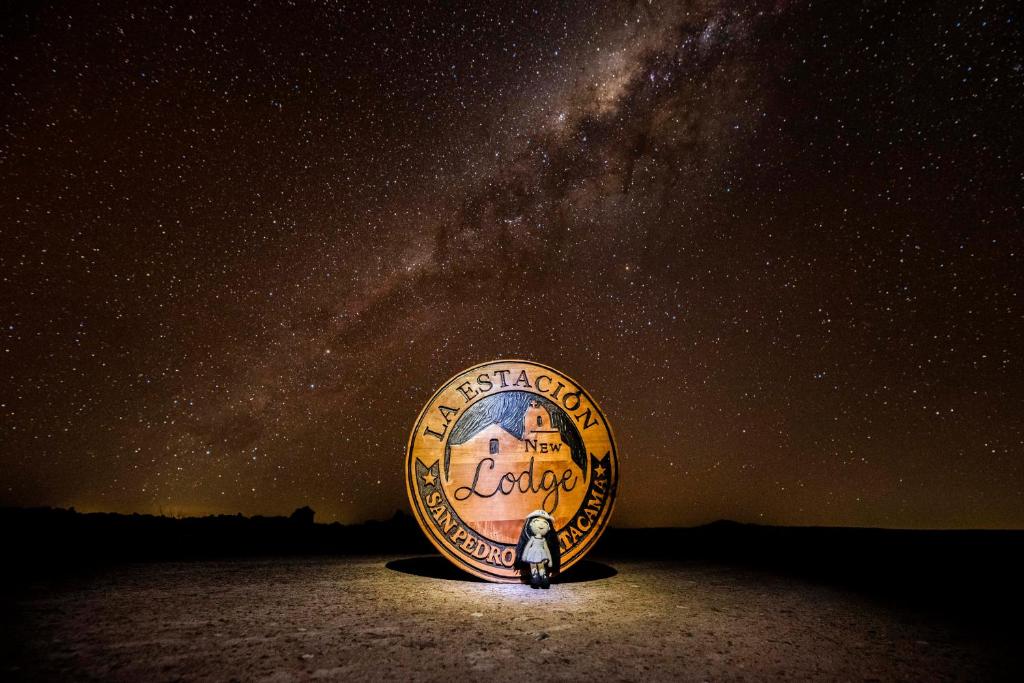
xmin=447 ymin=401 xmax=583 ymax=543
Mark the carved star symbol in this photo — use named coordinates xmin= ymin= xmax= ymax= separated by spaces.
xmin=422 ymin=470 xmax=437 ymax=486
xmin=594 ymin=464 xmax=606 ymax=478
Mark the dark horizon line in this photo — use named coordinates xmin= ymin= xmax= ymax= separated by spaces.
xmin=3 ymin=505 xmax=1021 ymax=534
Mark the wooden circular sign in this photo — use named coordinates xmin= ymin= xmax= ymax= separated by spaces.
xmin=405 ymin=360 xmax=618 ymax=582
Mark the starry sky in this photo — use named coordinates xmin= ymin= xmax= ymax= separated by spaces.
xmin=2 ymin=0 xmax=1021 ymax=528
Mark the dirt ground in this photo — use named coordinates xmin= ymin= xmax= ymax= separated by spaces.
xmin=3 ymin=555 xmax=1016 ymax=681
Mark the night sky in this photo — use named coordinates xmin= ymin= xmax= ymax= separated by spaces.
xmin=2 ymin=1 xmax=1021 ymax=528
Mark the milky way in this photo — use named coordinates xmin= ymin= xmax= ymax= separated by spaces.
xmin=2 ymin=0 xmax=1022 ymax=527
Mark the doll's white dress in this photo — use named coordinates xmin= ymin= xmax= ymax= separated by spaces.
xmin=522 ymin=536 xmax=552 ymax=564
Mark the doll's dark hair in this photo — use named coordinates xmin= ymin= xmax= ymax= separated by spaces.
xmin=514 ymin=512 xmax=561 ymax=581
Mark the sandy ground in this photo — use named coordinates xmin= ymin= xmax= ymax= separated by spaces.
xmin=3 ymin=555 xmax=1015 ymax=681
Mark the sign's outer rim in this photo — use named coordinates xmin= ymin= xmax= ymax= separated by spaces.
xmin=404 ymin=358 xmax=620 ymax=583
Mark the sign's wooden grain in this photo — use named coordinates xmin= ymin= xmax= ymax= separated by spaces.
xmin=405 ymin=360 xmax=618 ymax=582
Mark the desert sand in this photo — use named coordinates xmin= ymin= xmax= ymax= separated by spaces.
xmin=4 ymin=555 xmax=1014 ymax=681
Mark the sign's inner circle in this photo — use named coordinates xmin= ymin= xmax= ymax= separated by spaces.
xmin=442 ymin=390 xmax=588 ymax=544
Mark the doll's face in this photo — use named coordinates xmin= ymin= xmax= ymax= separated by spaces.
xmin=528 ymin=517 xmax=550 ymax=537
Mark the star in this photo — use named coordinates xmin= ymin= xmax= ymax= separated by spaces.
xmin=422 ymin=471 xmax=437 ymax=487
xmin=594 ymin=464 xmax=606 ymax=478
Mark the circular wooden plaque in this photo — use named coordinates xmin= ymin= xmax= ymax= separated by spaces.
xmin=405 ymin=360 xmax=618 ymax=582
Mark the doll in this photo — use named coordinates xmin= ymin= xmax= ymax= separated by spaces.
xmin=514 ymin=509 xmax=561 ymax=589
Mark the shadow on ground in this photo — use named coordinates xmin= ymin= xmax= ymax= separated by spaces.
xmin=385 ymin=555 xmax=617 ymax=583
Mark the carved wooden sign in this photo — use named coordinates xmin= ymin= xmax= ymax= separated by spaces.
xmin=405 ymin=360 xmax=618 ymax=582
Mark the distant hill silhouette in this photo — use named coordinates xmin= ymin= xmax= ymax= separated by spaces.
xmin=0 ymin=506 xmax=433 ymax=569
xmin=3 ymin=506 xmax=1022 ymax=618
